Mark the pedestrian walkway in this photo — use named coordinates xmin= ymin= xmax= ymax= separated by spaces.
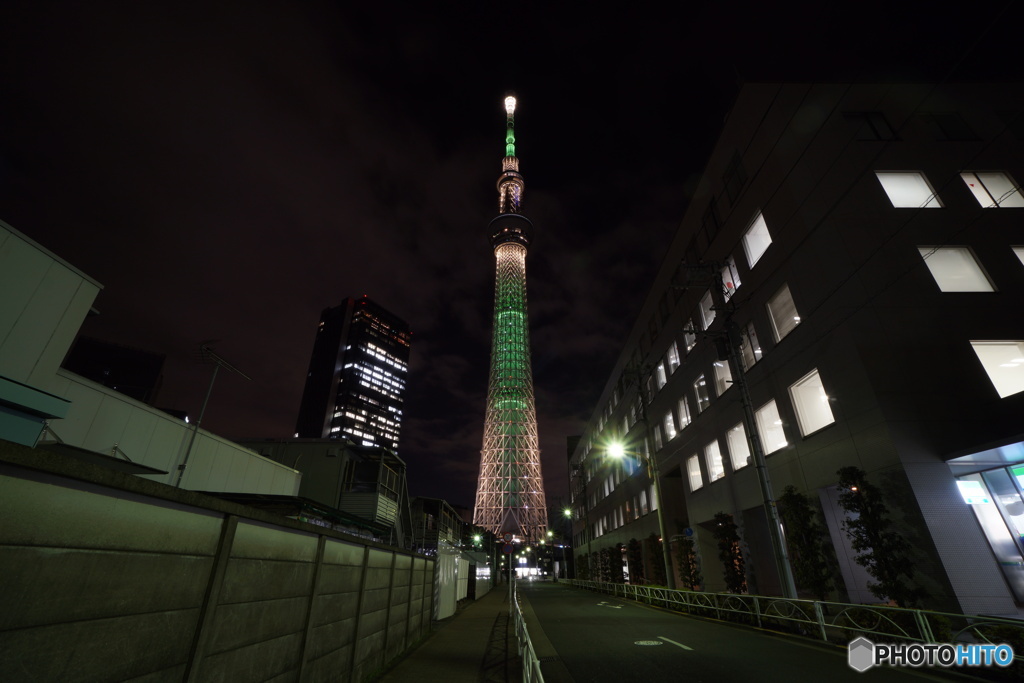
xmin=375 ymin=584 xmax=521 ymax=683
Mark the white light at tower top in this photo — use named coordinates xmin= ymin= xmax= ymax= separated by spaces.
xmin=505 ymin=96 xmax=516 ymax=116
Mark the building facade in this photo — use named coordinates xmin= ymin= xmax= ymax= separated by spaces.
xmin=295 ymin=296 xmax=411 ymax=452
xmin=568 ymin=83 xmax=1024 ymax=616
xmin=473 ymin=95 xmax=548 ymax=540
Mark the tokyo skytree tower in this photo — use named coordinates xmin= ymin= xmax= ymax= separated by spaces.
xmin=473 ymin=94 xmax=548 ymax=541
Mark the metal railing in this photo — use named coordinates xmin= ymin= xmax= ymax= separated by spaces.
xmin=511 ymin=578 xmax=544 ymax=683
xmin=565 ymin=579 xmax=1024 ymax=663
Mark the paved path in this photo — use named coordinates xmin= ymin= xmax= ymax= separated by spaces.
xmin=518 ymin=582 xmax=953 ymax=682
xmin=375 ymin=583 xmax=520 ymax=683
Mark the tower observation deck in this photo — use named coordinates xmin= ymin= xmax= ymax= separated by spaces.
xmin=473 ymin=94 xmax=548 ymax=541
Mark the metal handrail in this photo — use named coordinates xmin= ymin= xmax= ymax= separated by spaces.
xmin=565 ymin=579 xmax=1024 ymax=662
xmin=511 ymin=578 xmax=545 ymax=683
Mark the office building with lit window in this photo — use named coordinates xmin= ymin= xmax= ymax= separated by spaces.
xmin=568 ymin=83 xmax=1024 ymax=616
xmin=295 ymin=296 xmax=411 ymax=451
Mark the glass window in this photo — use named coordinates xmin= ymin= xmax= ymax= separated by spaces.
xmin=686 ymin=455 xmax=703 ymax=492
xmin=663 ymin=411 xmax=677 ymax=441
xmin=655 ymin=362 xmax=668 ymax=389
xmin=917 ymin=246 xmax=993 ymax=292
xmin=653 ymin=425 xmax=663 ymax=452
xmin=694 ymin=375 xmax=710 ymax=413
xmin=743 ymin=211 xmax=772 ymax=267
xmin=721 ymin=257 xmax=742 ymax=300
xmin=666 ymin=342 xmax=680 ymax=374
xmin=740 ymin=322 xmax=762 ymax=371
xmin=961 ymin=172 xmax=1024 ymax=208
xmin=700 ymin=290 xmax=716 ymax=329
xmin=677 ymin=395 xmax=692 ymax=429
xmin=875 ymin=172 xmax=943 ymax=208
xmin=1014 ymin=246 xmax=1024 ymax=268
xmin=712 ymin=360 xmax=732 ymax=396
xmin=727 ymin=422 xmax=750 ymax=471
xmin=789 ymin=369 xmax=836 ymax=436
xmin=684 ymin=321 xmax=697 ymax=352
xmin=705 ymin=440 xmax=725 ymax=481
xmin=767 ymin=284 xmax=801 ymax=341
xmin=970 ymin=341 xmax=1024 ymax=398
xmin=755 ymin=400 xmax=788 ymax=454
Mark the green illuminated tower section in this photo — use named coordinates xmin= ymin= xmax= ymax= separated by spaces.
xmin=473 ymin=94 xmax=548 ymax=541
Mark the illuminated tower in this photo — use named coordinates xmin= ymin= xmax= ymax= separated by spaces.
xmin=473 ymin=94 xmax=548 ymax=541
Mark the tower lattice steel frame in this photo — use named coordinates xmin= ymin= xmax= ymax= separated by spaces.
xmin=473 ymin=94 xmax=548 ymax=541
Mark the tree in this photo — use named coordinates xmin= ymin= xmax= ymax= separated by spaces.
xmin=644 ymin=532 xmax=667 ymax=586
xmin=711 ymin=512 xmax=746 ymax=594
xmin=674 ymin=533 xmax=703 ymax=591
xmin=778 ymin=485 xmax=836 ymax=600
xmin=626 ymin=538 xmax=645 ymax=584
xmin=837 ymin=466 xmax=926 ymax=607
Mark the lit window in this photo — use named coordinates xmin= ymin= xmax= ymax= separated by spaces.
xmin=1014 ymin=246 xmax=1024 ymax=268
xmin=740 ymin=322 xmax=762 ymax=371
xmin=653 ymin=426 xmax=663 ymax=452
xmin=727 ymin=423 xmax=750 ymax=471
xmin=700 ymin=290 xmax=716 ymax=329
xmin=755 ymin=400 xmax=788 ymax=454
xmin=713 ymin=361 xmax=732 ymax=396
xmin=663 ymin=412 xmax=677 ymax=441
xmin=767 ymin=284 xmax=801 ymax=341
xmin=666 ymin=342 xmax=680 ymax=374
xmin=960 ymin=172 xmax=1024 ymax=208
xmin=686 ymin=455 xmax=703 ymax=492
xmin=875 ymin=172 xmax=943 ymax=208
xmin=721 ymin=257 xmax=742 ymax=300
xmin=970 ymin=341 xmax=1024 ymax=398
xmin=677 ymin=396 xmax=692 ymax=429
xmin=705 ymin=440 xmax=725 ymax=481
xmin=917 ymin=247 xmax=993 ymax=292
xmin=694 ymin=376 xmax=710 ymax=413
xmin=655 ymin=362 xmax=668 ymax=389
xmin=789 ymin=369 xmax=836 ymax=436
xmin=743 ymin=211 xmax=772 ymax=268
xmin=684 ymin=322 xmax=697 ymax=352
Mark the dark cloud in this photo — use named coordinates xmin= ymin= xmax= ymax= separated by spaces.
xmin=1 ymin=0 xmax=1019 ymax=509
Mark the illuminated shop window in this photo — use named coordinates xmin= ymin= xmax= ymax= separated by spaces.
xmin=917 ymin=246 xmax=993 ymax=292
xmin=875 ymin=172 xmax=943 ymax=208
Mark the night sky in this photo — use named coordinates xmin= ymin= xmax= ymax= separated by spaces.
xmin=1 ymin=1 xmax=1019 ymax=509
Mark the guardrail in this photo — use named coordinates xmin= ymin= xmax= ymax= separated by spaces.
xmin=511 ymin=577 xmax=545 ymax=683
xmin=565 ymin=579 xmax=1024 ymax=664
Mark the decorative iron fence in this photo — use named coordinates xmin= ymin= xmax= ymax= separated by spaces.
xmin=511 ymin=578 xmax=545 ymax=683
xmin=565 ymin=579 xmax=1024 ymax=665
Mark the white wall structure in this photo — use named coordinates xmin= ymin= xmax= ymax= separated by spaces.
xmin=0 ymin=219 xmax=299 ymax=495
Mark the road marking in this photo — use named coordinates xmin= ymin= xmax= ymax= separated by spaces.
xmin=597 ymin=601 xmax=623 ymax=609
xmin=658 ymin=636 xmax=693 ymax=651
xmin=635 ymin=640 xmax=664 ymax=646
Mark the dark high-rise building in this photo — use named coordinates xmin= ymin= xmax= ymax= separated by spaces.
xmin=294 ymin=296 xmax=411 ymax=451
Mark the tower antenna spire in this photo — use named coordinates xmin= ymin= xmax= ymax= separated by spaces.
xmin=474 ymin=93 xmax=548 ymax=542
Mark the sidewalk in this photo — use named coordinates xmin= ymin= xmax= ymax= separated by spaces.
xmin=376 ymin=584 xmax=522 ymax=683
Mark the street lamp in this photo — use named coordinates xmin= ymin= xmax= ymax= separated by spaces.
xmin=607 ymin=439 xmax=675 ymax=590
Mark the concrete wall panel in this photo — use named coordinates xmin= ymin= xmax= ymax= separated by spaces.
xmin=220 ymin=558 xmax=315 ymax=604
xmin=207 ymin=596 xmax=308 ymax=654
xmin=0 ymin=546 xmax=211 ymax=629
xmin=198 ymin=631 xmax=302 ymax=683
xmin=232 ymin=520 xmax=318 ymax=561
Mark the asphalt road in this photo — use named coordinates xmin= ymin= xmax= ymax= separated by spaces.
xmin=517 ymin=580 xmax=952 ymax=683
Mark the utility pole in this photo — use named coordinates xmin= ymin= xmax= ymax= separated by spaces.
xmin=175 ymin=344 xmax=252 ymax=488
xmin=698 ymin=264 xmax=798 ymax=599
